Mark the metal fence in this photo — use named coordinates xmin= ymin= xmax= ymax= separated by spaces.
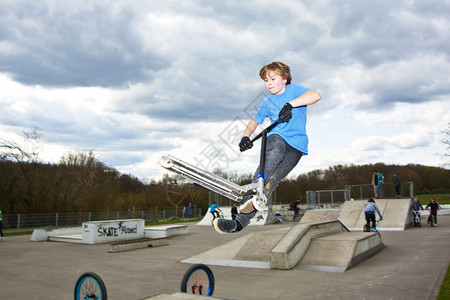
xmin=2 ymin=208 xmax=202 ymax=231
xmin=306 ymin=189 xmax=347 ymax=209
xmin=306 ymin=182 xmax=415 ymax=209
xmin=343 ymin=182 xmax=414 ymax=200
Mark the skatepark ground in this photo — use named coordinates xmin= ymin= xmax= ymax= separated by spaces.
xmin=1 ymin=215 xmax=449 ymax=300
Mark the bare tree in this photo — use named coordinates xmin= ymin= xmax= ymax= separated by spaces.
xmin=442 ymin=123 xmax=450 ymax=167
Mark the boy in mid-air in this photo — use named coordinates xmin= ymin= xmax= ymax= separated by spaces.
xmin=214 ymin=61 xmax=321 ymax=234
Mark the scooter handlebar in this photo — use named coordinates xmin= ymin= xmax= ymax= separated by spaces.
xmin=250 ymin=120 xmax=280 ymax=143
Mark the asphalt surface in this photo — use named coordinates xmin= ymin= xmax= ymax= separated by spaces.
xmin=1 ymin=215 xmax=449 ymax=300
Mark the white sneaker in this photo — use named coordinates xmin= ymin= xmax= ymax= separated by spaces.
xmin=239 ymin=194 xmax=257 ymax=214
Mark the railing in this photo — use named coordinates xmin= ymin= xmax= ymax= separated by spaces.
xmin=306 ymin=182 xmax=414 ymax=209
xmin=306 ymin=189 xmax=347 ymax=209
xmin=1 ymin=208 xmax=202 ymax=231
xmin=343 ymin=182 xmax=414 ymax=200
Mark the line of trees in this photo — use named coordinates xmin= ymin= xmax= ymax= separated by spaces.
xmin=1 ymin=126 xmax=449 ymax=214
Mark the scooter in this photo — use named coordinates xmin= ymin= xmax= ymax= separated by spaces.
xmin=159 ymin=120 xmax=280 ymax=211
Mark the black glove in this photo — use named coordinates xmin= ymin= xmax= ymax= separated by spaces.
xmin=278 ymin=103 xmax=293 ymax=123
xmin=239 ymin=136 xmax=253 ymax=152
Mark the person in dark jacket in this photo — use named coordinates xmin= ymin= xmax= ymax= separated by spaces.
xmin=231 ymin=202 xmax=238 ymax=220
xmin=411 ymin=197 xmax=423 ymax=227
xmin=292 ymin=199 xmax=300 ymax=221
xmin=393 ymin=172 xmax=401 ymax=198
xmin=426 ymin=198 xmax=441 ymax=226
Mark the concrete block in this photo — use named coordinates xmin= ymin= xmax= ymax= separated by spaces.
xmin=270 ymin=220 xmax=348 ymax=270
xmin=30 ymin=226 xmax=81 ymax=242
xmin=109 ymin=238 xmax=169 ymax=253
xmin=145 ymin=225 xmax=189 ymax=239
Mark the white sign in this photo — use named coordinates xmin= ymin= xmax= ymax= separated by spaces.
xmin=82 ymin=219 xmax=145 ymax=244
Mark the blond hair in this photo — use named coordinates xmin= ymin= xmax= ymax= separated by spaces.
xmin=259 ymin=61 xmax=292 ymax=84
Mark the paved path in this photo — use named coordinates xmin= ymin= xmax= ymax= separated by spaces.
xmin=1 ymin=216 xmax=449 ymax=300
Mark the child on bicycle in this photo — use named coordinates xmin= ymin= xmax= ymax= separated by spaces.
xmin=214 ymin=61 xmax=321 ymax=234
xmin=364 ymin=198 xmax=383 ymax=230
xmin=411 ymin=197 xmax=423 ymax=227
xmin=426 ymin=198 xmax=441 ymax=227
xmin=209 ymin=202 xmax=222 ymax=220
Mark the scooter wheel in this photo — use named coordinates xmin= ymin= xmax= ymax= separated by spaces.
xmin=252 ymin=195 xmax=267 ymax=212
xmin=159 ymin=155 xmax=174 ymax=168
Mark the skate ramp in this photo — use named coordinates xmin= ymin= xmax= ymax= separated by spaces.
xmin=299 ymin=209 xmax=340 ymax=224
xmin=196 ymin=206 xmax=269 ymax=226
xmin=339 ymin=198 xmax=411 ymax=231
xmin=182 ymin=227 xmax=290 ymax=269
xmin=296 ymin=231 xmax=384 ymax=272
xmin=183 ymin=220 xmax=385 ymax=272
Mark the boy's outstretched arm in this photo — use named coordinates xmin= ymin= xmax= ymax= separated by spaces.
xmin=243 ymin=118 xmax=259 ymax=137
xmin=239 ymin=119 xmax=259 ymax=152
xmin=288 ymin=89 xmax=321 ymax=107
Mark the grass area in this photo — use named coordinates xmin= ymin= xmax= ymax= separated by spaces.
xmin=416 ymin=194 xmax=450 ymax=205
xmin=438 ymin=263 xmax=450 ymax=300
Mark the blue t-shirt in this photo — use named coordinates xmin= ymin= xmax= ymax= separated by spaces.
xmin=253 ymin=84 xmax=311 ymax=155
xmin=210 ymin=204 xmax=218 ymax=212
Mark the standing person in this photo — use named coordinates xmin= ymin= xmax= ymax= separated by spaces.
xmin=364 ymin=198 xmax=383 ymax=231
xmin=426 ymin=198 xmax=441 ymax=227
xmin=187 ymin=202 xmax=193 ymax=218
xmin=371 ymin=170 xmax=379 ymax=199
xmin=377 ymin=171 xmax=385 ymax=199
xmin=292 ymin=198 xmax=301 ymax=221
xmin=214 ymin=61 xmax=321 ymax=234
xmin=393 ymin=172 xmax=401 ymax=198
xmin=231 ymin=202 xmax=238 ymax=220
xmin=0 ymin=209 xmax=4 ymax=240
xmin=182 ymin=205 xmax=186 ymax=219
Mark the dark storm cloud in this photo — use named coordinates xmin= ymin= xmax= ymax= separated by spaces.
xmin=0 ymin=1 xmax=170 ymax=87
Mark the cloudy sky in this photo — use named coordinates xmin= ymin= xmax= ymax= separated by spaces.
xmin=1 ymin=0 xmax=449 ymax=183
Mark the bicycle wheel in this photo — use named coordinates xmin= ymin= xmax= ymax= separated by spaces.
xmin=180 ymin=264 xmax=215 ymax=296
xmin=74 ymin=272 xmax=107 ymax=300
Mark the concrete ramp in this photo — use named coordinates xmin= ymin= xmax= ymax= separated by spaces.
xmin=297 ymin=231 xmax=385 ymax=272
xmin=182 ymin=227 xmax=290 ymax=269
xmin=339 ymin=198 xmax=411 ymax=231
xmin=196 ymin=206 xmax=269 ymax=226
xmin=299 ymin=209 xmax=340 ymax=224
xmin=184 ymin=220 xmax=385 ymax=272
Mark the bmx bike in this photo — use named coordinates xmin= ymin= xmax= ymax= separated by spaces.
xmin=428 ymin=210 xmax=437 ymax=227
xmin=411 ymin=210 xmax=422 ymax=227
xmin=74 ymin=272 xmax=107 ymax=300
xmin=74 ymin=264 xmax=216 ymax=299
xmin=180 ymin=264 xmax=215 ymax=296
xmin=363 ymin=219 xmax=381 ymax=233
